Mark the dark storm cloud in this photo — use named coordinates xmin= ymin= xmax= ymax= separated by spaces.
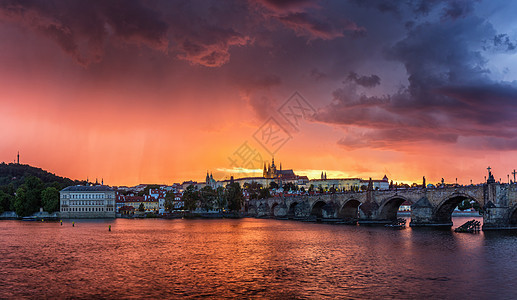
xmin=0 ymin=0 xmax=254 ymax=67
xmin=0 ymin=0 xmax=168 ymax=66
xmin=255 ymin=0 xmax=315 ymax=11
xmin=351 ymin=0 xmax=476 ymax=20
xmin=315 ymin=6 xmax=517 ymax=151
xmin=440 ymin=0 xmax=476 ymax=20
xmin=2 ymin=0 xmax=516 ymax=152
xmin=347 ymin=72 xmax=381 ymax=88
xmin=491 ymin=34 xmax=516 ymax=52
xmin=277 ymin=12 xmax=365 ymax=39
xmin=337 ymin=129 xmax=458 ymax=150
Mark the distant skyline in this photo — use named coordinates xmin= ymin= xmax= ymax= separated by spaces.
xmin=2 ymin=0 xmax=517 ymax=186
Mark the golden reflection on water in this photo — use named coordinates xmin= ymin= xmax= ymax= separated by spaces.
xmin=0 ymin=217 xmax=515 ymax=299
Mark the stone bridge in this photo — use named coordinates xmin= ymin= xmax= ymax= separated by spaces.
xmin=246 ymin=183 xmax=517 ymax=230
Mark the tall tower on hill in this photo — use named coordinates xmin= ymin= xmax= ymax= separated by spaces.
xmin=17 ymin=151 xmax=19 ymax=164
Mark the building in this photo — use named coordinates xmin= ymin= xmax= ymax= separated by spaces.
xmin=310 ymin=178 xmax=362 ymax=191
xmin=60 ymin=185 xmax=116 ymax=218
xmin=309 ymin=175 xmax=389 ymax=191
xmin=263 ymin=157 xmax=297 ymax=180
xmin=360 ymin=175 xmax=390 ymax=190
xmin=116 ymin=195 xmax=159 ymax=212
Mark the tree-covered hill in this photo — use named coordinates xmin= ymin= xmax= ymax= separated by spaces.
xmin=0 ymin=163 xmax=85 ymax=216
xmin=0 ymin=163 xmax=83 ymax=190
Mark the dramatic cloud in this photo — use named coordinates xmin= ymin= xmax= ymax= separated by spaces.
xmin=491 ymin=34 xmax=517 ymax=52
xmin=277 ymin=12 xmax=365 ymax=39
xmin=0 ymin=0 xmax=169 ymax=66
xmin=2 ymin=0 xmax=517 ymax=185
xmin=255 ymin=0 xmax=316 ymax=12
xmin=314 ymin=5 xmax=517 ymax=151
xmin=347 ymin=72 xmax=381 ymax=88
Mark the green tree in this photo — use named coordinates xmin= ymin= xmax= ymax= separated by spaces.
xmin=269 ymin=181 xmax=278 ymax=189
xmin=14 ymin=186 xmax=27 ymax=216
xmin=457 ymin=199 xmax=473 ymax=211
xmin=138 ymin=203 xmax=145 ymax=212
xmin=182 ymin=185 xmax=200 ymax=212
xmin=244 ymin=182 xmax=262 ymax=200
xmin=225 ymin=182 xmax=244 ymax=212
xmin=215 ymin=186 xmax=226 ymax=211
xmin=258 ymin=188 xmax=270 ymax=200
xmin=0 ymin=190 xmax=13 ymax=214
xmin=283 ymin=182 xmax=297 ymax=192
xmin=41 ymin=187 xmax=60 ymax=213
xmin=24 ymin=176 xmax=44 ymax=215
xmin=200 ymin=186 xmax=216 ymax=212
xmin=164 ymin=191 xmax=175 ymax=212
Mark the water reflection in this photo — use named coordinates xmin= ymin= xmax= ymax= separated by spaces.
xmin=0 ymin=218 xmax=515 ymax=299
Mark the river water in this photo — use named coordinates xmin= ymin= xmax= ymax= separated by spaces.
xmin=0 ymin=217 xmax=516 ymax=299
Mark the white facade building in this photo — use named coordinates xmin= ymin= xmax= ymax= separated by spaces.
xmin=60 ymin=185 xmax=116 ymax=218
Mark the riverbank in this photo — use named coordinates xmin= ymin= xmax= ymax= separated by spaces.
xmin=0 ymin=211 xmax=243 ymax=220
xmin=397 ymin=211 xmax=482 ymax=217
xmin=118 ymin=211 xmax=242 ymax=220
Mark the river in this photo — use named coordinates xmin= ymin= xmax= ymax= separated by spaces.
xmin=1 ymin=217 xmax=516 ymax=299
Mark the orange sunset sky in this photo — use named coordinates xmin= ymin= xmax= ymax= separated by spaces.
xmin=2 ymin=0 xmax=517 ymax=186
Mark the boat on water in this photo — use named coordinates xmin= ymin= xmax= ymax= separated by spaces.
xmin=385 ymin=218 xmax=407 ymax=229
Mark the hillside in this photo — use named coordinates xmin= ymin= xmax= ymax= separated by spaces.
xmin=0 ymin=163 xmax=86 ymax=216
xmin=0 ymin=163 xmax=84 ymax=191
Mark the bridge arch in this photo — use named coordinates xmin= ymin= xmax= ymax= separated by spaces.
xmin=248 ymin=205 xmax=257 ymax=217
xmin=287 ymin=202 xmax=299 ymax=219
xmin=310 ymin=200 xmax=326 ymax=219
xmin=508 ymin=204 xmax=517 ymax=226
xmin=258 ymin=202 xmax=269 ymax=217
xmin=378 ymin=196 xmax=410 ymax=221
xmin=310 ymin=200 xmax=337 ymax=219
xmin=434 ymin=193 xmax=481 ymax=224
xmin=338 ymin=199 xmax=360 ymax=223
xmin=270 ymin=202 xmax=279 ymax=217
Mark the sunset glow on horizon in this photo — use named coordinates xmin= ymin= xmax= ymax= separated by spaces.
xmin=2 ymin=0 xmax=517 ymax=187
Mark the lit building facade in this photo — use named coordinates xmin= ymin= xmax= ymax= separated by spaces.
xmin=60 ymin=185 xmax=116 ymax=218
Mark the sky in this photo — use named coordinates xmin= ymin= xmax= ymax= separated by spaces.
xmin=1 ymin=0 xmax=517 ymax=186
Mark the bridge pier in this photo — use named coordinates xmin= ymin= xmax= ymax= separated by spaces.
xmin=483 ymin=206 xmax=510 ymax=230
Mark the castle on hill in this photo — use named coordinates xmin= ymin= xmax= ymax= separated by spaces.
xmin=262 ymin=157 xmax=297 ymax=180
